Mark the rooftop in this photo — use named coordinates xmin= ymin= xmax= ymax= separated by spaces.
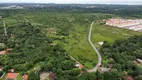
xmin=124 ymin=76 xmax=134 ymax=80
xmin=0 ymin=50 xmax=6 ymax=55
xmin=6 ymin=73 xmax=19 ymax=80
xmin=22 ymin=74 xmax=28 ymax=80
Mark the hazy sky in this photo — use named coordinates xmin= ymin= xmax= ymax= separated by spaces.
xmin=0 ymin=0 xmax=142 ymax=4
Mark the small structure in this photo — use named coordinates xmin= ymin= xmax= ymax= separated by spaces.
xmin=40 ymin=72 xmax=49 ymax=80
xmin=98 ymin=67 xmax=111 ymax=74
xmin=47 ymin=28 xmax=57 ymax=34
xmin=136 ymin=59 xmax=142 ymax=64
xmin=7 ymin=48 xmax=13 ymax=53
xmin=0 ymin=66 xmax=2 ymax=71
xmin=0 ymin=50 xmax=6 ymax=55
xmin=124 ymin=76 xmax=134 ymax=80
xmin=5 ymin=73 xmax=19 ymax=80
xmin=7 ymin=48 xmax=13 ymax=51
xmin=0 ymin=48 xmax=13 ymax=55
xmin=75 ymin=64 xmax=83 ymax=69
xmin=49 ymin=72 xmax=56 ymax=80
xmin=98 ymin=42 xmax=104 ymax=46
xmin=22 ymin=74 xmax=28 ymax=80
xmin=9 ymin=69 xmax=14 ymax=73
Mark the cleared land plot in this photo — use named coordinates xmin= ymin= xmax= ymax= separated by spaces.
xmin=63 ymin=24 xmax=98 ymax=69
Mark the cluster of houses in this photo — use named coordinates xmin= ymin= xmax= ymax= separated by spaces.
xmin=0 ymin=68 xmax=28 ymax=80
xmin=1 ymin=5 xmax=24 ymax=9
xmin=106 ymin=18 xmax=142 ymax=32
xmin=0 ymin=66 xmax=56 ymax=80
xmin=0 ymin=48 xmax=28 ymax=80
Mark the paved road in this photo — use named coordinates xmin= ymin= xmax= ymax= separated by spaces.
xmin=87 ymin=22 xmax=102 ymax=72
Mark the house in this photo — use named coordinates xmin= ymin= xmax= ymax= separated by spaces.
xmin=0 ymin=50 xmax=6 ymax=55
xmin=0 ymin=66 xmax=2 ymax=71
xmin=98 ymin=67 xmax=111 ymax=74
xmin=49 ymin=72 xmax=56 ymax=80
xmin=124 ymin=76 xmax=134 ymax=80
xmin=98 ymin=42 xmax=104 ymax=46
xmin=7 ymin=48 xmax=13 ymax=53
xmin=75 ymin=64 xmax=83 ymax=69
xmin=7 ymin=48 xmax=13 ymax=51
xmin=47 ymin=28 xmax=57 ymax=34
xmin=136 ymin=59 xmax=142 ymax=63
xmin=0 ymin=48 xmax=13 ymax=55
xmin=22 ymin=74 xmax=28 ymax=80
xmin=5 ymin=73 xmax=19 ymax=80
xmin=9 ymin=69 xmax=14 ymax=72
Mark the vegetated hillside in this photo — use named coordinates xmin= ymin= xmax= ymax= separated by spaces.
xmin=100 ymin=35 xmax=142 ymax=80
xmin=0 ymin=22 xmax=81 ymax=79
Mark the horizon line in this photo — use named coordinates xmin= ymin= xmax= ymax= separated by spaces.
xmin=0 ymin=2 xmax=142 ymax=5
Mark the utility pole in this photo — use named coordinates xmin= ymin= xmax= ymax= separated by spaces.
xmin=3 ymin=21 xmax=7 ymax=36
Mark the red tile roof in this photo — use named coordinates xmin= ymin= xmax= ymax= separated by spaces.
xmin=23 ymin=74 xmax=28 ymax=80
xmin=49 ymin=72 xmax=56 ymax=80
xmin=124 ymin=76 xmax=134 ymax=80
xmin=0 ymin=50 xmax=6 ymax=55
xmin=6 ymin=73 xmax=19 ymax=79
xmin=0 ymin=67 xmax=2 ymax=71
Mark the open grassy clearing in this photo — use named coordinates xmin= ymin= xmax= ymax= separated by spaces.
xmin=91 ymin=23 xmax=142 ymax=48
xmin=63 ymin=24 xmax=98 ymax=69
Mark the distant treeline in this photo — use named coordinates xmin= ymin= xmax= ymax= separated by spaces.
xmin=0 ymin=4 xmax=142 ymax=18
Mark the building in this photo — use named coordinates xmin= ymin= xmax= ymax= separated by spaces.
xmin=75 ymin=63 xmax=83 ymax=69
xmin=106 ymin=18 xmax=142 ymax=32
xmin=49 ymin=72 xmax=56 ymax=80
xmin=0 ymin=50 xmax=6 ymax=55
xmin=124 ymin=76 xmax=134 ymax=80
xmin=9 ymin=69 xmax=14 ymax=72
xmin=0 ymin=66 xmax=2 ymax=71
xmin=0 ymin=48 xmax=13 ymax=55
xmin=5 ymin=73 xmax=19 ymax=80
xmin=136 ymin=59 xmax=142 ymax=63
xmin=22 ymin=74 xmax=28 ymax=80
xmin=47 ymin=28 xmax=57 ymax=34
xmin=98 ymin=67 xmax=111 ymax=73
xmin=98 ymin=42 xmax=104 ymax=46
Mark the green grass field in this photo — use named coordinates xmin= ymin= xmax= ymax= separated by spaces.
xmin=91 ymin=23 xmax=142 ymax=48
xmin=63 ymin=24 xmax=98 ymax=69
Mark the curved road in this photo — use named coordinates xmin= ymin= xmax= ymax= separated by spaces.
xmin=87 ymin=22 xmax=102 ymax=72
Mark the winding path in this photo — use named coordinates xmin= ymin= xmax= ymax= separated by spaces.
xmin=87 ymin=22 xmax=102 ymax=72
